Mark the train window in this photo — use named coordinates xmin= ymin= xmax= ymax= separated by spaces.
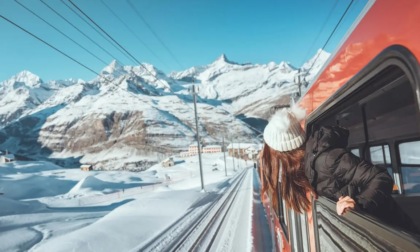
xmin=399 ymin=141 xmax=420 ymax=164
xmin=370 ymin=145 xmax=392 ymax=176
xmin=350 ymin=148 xmax=360 ymax=157
xmin=399 ymin=141 xmax=420 ymax=194
xmin=363 ymin=72 xmax=417 ymax=142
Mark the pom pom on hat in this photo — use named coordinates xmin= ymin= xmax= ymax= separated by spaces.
xmin=263 ymin=105 xmax=306 ymax=152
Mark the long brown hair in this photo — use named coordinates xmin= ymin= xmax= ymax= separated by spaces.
xmin=260 ymin=143 xmax=313 ymax=213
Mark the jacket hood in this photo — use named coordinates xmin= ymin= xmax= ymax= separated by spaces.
xmin=310 ymin=125 xmax=349 ymax=155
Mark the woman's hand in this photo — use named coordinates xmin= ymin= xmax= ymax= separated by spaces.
xmin=336 ymin=196 xmax=356 ymax=216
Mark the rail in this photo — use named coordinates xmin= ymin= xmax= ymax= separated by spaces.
xmin=137 ymin=168 xmax=248 ymax=252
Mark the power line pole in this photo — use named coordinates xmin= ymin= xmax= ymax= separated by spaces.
xmin=231 ymin=138 xmax=236 ymax=172
xmin=222 ymin=136 xmax=227 ymax=176
xmin=191 ymin=85 xmax=205 ymax=191
xmin=237 ymin=142 xmax=241 ymax=170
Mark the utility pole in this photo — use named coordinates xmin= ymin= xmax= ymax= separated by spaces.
xmin=232 ymin=138 xmax=236 ymax=172
xmin=222 ymin=136 xmax=227 ymax=176
xmin=293 ymin=69 xmax=302 ymax=99
xmin=237 ymin=142 xmax=240 ymax=170
xmin=192 ymin=85 xmax=205 ymax=191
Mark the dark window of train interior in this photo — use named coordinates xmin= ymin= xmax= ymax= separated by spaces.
xmin=363 ymin=70 xmax=418 ymax=143
xmin=399 ymin=141 xmax=420 ymax=194
xmin=351 ymin=148 xmax=360 ymax=157
xmin=313 ymin=66 xmax=418 ymax=154
xmin=370 ymin=145 xmax=392 ymax=176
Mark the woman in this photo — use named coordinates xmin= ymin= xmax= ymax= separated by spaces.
xmin=260 ymin=105 xmax=314 ymax=214
xmin=259 ymin=105 xmax=317 ymax=251
xmin=260 ymin=105 xmax=417 ymax=233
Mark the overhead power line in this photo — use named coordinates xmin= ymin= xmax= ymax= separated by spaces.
xmin=98 ymin=0 xmax=170 ymax=69
xmin=68 ymin=0 xmax=146 ymax=67
xmin=60 ymin=0 xmax=135 ymax=65
xmin=67 ymin=0 xmax=187 ymax=100
xmin=306 ymin=0 xmax=354 ymax=75
xmin=127 ymin=0 xmax=184 ymax=69
xmin=301 ymin=0 xmax=339 ymax=67
xmin=0 ymin=14 xmax=98 ymax=76
xmin=15 ymin=0 xmax=108 ymax=65
xmin=40 ymin=0 xmax=123 ymax=65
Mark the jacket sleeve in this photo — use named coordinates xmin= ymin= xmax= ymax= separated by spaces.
xmin=336 ymin=153 xmax=393 ymax=212
xmin=354 ymin=160 xmax=393 ymax=212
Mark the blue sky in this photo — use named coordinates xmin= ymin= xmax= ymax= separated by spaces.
xmin=0 ymin=0 xmax=367 ymax=82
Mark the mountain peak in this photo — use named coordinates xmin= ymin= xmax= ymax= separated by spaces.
xmin=101 ymin=60 xmax=125 ymax=77
xmin=279 ymin=61 xmax=295 ymax=69
xmin=4 ymin=70 xmax=42 ymax=88
xmin=217 ymin=54 xmax=228 ymax=62
xmin=15 ymin=70 xmax=41 ymax=82
xmin=301 ymin=49 xmax=331 ymax=71
xmin=212 ymin=54 xmax=237 ymax=65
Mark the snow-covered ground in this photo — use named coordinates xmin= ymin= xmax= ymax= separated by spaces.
xmin=0 ymin=152 xmax=255 ymax=251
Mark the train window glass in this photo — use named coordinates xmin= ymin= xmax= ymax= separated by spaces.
xmin=399 ymin=141 xmax=420 ymax=164
xmin=364 ymin=73 xmax=417 ymax=142
xmin=350 ymin=148 xmax=360 ymax=157
xmin=318 ymin=102 xmax=365 ymax=146
xmin=370 ymin=145 xmax=392 ymax=176
xmin=400 ymin=167 xmax=420 ymax=194
xmin=399 ymin=141 xmax=420 ymax=194
xmin=370 ymin=145 xmax=391 ymax=164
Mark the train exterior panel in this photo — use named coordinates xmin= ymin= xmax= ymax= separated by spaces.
xmin=301 ymin=0 xmax=420 ymax=116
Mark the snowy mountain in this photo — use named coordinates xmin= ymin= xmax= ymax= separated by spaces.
xmin=170 ymin=52 xmax=327 ymax=119
xmin=301 ymin=49 xmax=331 ymax=82
xmin=0 ymin=50 xmax=329 ymax=170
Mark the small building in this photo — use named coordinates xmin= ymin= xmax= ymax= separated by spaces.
xmin=203 ymin=145 xmax=222 ymax=153
xmin=245 ymin=144 xmax=263 ymax=160
xmin=188 ymin=143 xmax=202 ymax=155
xmin=162 ymin=157 xmax=175 ymax=167
xmin=0 ymin=154 xmax=15 ymax=163
xmin=80 ymin=164 xmax=93 ymax=171
xmin=227 ymin=143 xmax=260 ymax=160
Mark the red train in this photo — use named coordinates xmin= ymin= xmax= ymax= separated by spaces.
xmin=261 ymin=0 xmax=420 ymax=251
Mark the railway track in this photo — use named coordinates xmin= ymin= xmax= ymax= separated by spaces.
xmin=137 ymin=168 xmax=250 ymax=252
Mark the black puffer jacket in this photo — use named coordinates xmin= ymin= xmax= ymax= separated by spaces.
xmin=304 ymin=125 xmax=417 ymax=232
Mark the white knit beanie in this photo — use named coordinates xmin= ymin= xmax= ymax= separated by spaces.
xmin=263 ymin=105 xmax=306 ymax=152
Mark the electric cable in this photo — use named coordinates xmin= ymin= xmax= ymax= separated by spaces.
xmin=40 ymin=0 xmax=123 ymax=65
xmin=301 ymin=0 xmax=339 ymax=67
xmin=0 ymin=14 xmax=98 ymax=76
xmin=68 ymin=0 xmax=193 ymax=110
xmin=127 ymin=0 xmax=184 ymax=69
xmin=306 ymin=0 xmax=354 ymax=75
xmin=68 ymin=0 xmax=145 ymax=67
xmin=99 ymin=0 xmax=170 ymax=69
xmin=15 ymin=0 xmax=109 ymax=65
xmin=61 ymin=0 xmax=135 ymax=65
